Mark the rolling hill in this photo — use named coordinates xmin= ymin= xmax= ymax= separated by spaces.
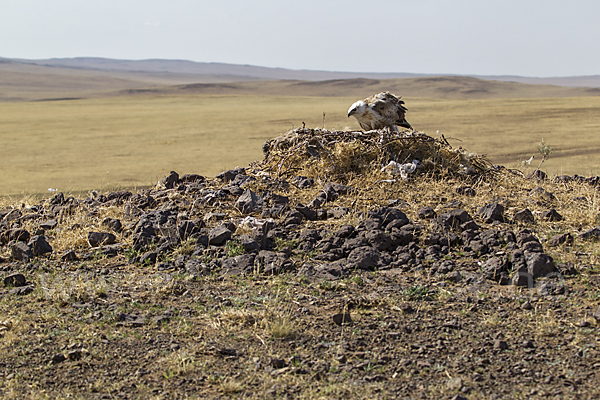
xmin=2 ymin=57 xmax=600 ymax=102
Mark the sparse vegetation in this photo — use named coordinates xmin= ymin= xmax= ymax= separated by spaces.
xmin=2 ymin=74 xmax=600 ymax=399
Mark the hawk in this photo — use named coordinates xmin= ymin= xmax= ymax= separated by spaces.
xmin=347 ymin=92 xmax=412 ymax=132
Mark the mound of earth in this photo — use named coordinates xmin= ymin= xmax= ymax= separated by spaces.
xmin=1 ymin=130 xmax=600 ymax=399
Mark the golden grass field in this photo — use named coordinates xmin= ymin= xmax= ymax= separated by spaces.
xmin=1 ymin=89 xmax=600 ymax=196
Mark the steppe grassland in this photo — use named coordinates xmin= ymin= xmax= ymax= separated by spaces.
xmin=1 ymin=94 xmax=600 ymax=196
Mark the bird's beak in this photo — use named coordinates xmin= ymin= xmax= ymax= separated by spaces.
xmin=348 ymin=108 xmax=356 ymax=118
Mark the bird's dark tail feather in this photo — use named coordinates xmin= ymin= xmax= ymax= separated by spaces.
xmin=398 ymin=120 xmax=412 ymax=130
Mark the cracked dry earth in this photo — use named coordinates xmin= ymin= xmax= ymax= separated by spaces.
xmin=1 ymin=168 xmax=600 ymax=399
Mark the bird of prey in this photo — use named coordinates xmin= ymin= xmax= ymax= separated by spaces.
xmin=347 ymin=92 xmax=412 ymax=132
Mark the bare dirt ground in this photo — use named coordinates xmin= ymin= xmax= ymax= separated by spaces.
xmin=2 ymin=129 xmax=600 ymax=399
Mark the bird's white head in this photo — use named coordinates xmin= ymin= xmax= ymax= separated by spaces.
xmin=347 ymin=100 xmax=366 ymax=118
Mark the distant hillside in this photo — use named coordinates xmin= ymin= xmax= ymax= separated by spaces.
xmin=122 ymin=76 xmax=600 ymax=100
xmin=1 ymin=56 xmax=600 ymax=101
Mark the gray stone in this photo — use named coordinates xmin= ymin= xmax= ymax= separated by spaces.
xmin=28 ymin=235 xmax=53 ymax=256
xmin=478 ymin=202 xmax=505 ymax=223
xmin=437 ymin=209 xmax=473 ymax=230
xmin=40 ymin=219 xmax=58 ymax=231
xmin=347 ymin=246 xmax=382 ymax=270
xmin=417 ymin=206 xmax=437 ymax=219
xmin=526 ymin=252 xmax=556 ymax=278
xmin=295 ymin=204 xmax=317 ymax=221
xmin=88 ymin=232 xmax=117 ymax=247
xmin=158 ymin=171 xmax=179 ymax=189
xmin=4 ymin=273 xmax=27 ymax=287
xmin=101 ymin=217 xmax=123 ymax=233
xmin=235 ymin=189 xmax=262 ymax=214
xmin=542 ymin=208 xmax=562 ymax=221
xmin=61 ymin=250 xmax=79 ymax=262
xmin=514 ymin=208 xmax=535 ymax=224
xmin=256 ymin=251 xmax=292 ymax=274
xmin=322 ymin=182 xmax=352 ymax=201
xmin=221 ymin=254 xmax=256 ymax=276
xmin=580 ymin=226 xmax=600 ymax=241
xmin=0 ymin=228 xmax=30 ymax=245
xmin=139 ymin=251 xmax=158 ymax=265
xmin=11 ymin=241 xmax=33 ymax=262
xmin=208 ymin=225 xmax=232 ymax=246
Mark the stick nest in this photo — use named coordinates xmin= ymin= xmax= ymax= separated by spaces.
xmin=251 ymin=127 xmax=495 ymax=183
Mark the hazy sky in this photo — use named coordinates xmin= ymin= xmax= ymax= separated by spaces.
xmin=1 ymin=0 xmax=599 ymax=77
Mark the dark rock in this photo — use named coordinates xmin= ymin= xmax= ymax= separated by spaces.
xmin=368 ymin=207 xmax=409 ymax=225
xmin=11 ymin=242 xmax=33 ymax=262
xmin=296 ymin=204 xmax=317 ymax=221
xmin=2 ymin=209 xmax=22 ymax=222
xmin=28 ymin=235 xmax=52 ymax=256
xmin=514 ymin=208 xmax=535 ymax=224
xmin=335 ymin=225 xmax=355 ymax=238
xmin=291 ymin=176 xmax=314 ymax=189
xmin=460 ymin=221 xmax=480 ymax=232
xmin=357 ymin=218 xmax=383 ymax=232
xmin=417 ymin=206 xmax=437 ymax=220
xmin=542 ymin=208 xmax=562 ymax=221
xmin=539 ymin=281 xmax=566 ymax=297
xmin=456 ymin=186 xmax=476 ymax=196
xmin=365 ymin=230 xmax=393 ymax=251
xmin=235 ymin=189 xmax=262 ymax=214
xmin=230 ymin=173 xmax=256 ymax=188
xmin=256 ymin=251 xmax=292 ymax=274
xmin=482 ymin=257 xmax=509 ymax=282
xmin=221 ymin=254 xmax=256 ymax=276
xmin=580 ymin=226 xmax=600 ymax=240
xmin=445 ymin=270 xmax=462 ymax=283
xmin=88 ymin=232 xmax=117 ymax=247
xmin=4 ymin=273 xmax=27 ymax=287
xmin=526 ymin=169 xmax=547 ymax=181
xmin=158 ymin=171 xmax=179 ymax=189
xmin=516 ymin=230 xmax=540 ymax=247
xmin=529 ymin=187 xmax=556 ymax=202
xmin=216 ymin=168 xmax=246 ymax=183
xmin=322 ymin=182 xmax=351 ymax=202
xmin=284 ymin=210 xmax=304 ymax=225
xmin=493 ymin=340 xmax=509 ymax=351
xmin=9 ymin=285 xmax=34 ymax=295
xmin=101 ymin=218 xmax=123 ymax=233
xmin=438 ymin=209 xmax=473 ymax=231
xmin=512 ymin=271 xmax=532 ymax=287
xmin=0 ymin=228 xmax=30 ymax=244
xmin=132 ymin=233 xmax=155 ymax=252
xmin=61 ymin=250 xmax=79 ymax=262
xmin=178 ymin=220 xmax=200 ymax=240
xmin=184 ymin=259 xmax=207 ymax=276
xmin=239 ymin=234 xmax=260 ymax=253
xmin=139 ymin=251 xmax=158 ymax=265
xmin=522 ymin=240 xmax=543 ymax=253
xmin=208 ymin=225 xmax=232 ymax=246
xmin=40 ymin=219 xmax=58 ymax=231
xmin=478 ymin=202 xmax=505 ymax=223
xmin=556 ymin=262 xmax=577 ymax=276
xmin=51 ymin=354 xmax=66 ymax=364
xmin=347 ymin=246 xmax=382 ymax=270
xmin=332 ymin=313 xmax=352 ymax=325
xmin=526 ymin=252 xmax=556 ymax=278
xmin=179 ymin=174 xmax=205 ymax=184
xmin=307 ymin=193 xmax=327 ymax=209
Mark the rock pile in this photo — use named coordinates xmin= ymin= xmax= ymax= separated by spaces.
xmin=0 ymin=163 xmax=590 ymax=293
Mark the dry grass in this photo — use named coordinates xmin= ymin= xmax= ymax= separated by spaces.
xmin=1 ymin=94 xmax=600 ymax=196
